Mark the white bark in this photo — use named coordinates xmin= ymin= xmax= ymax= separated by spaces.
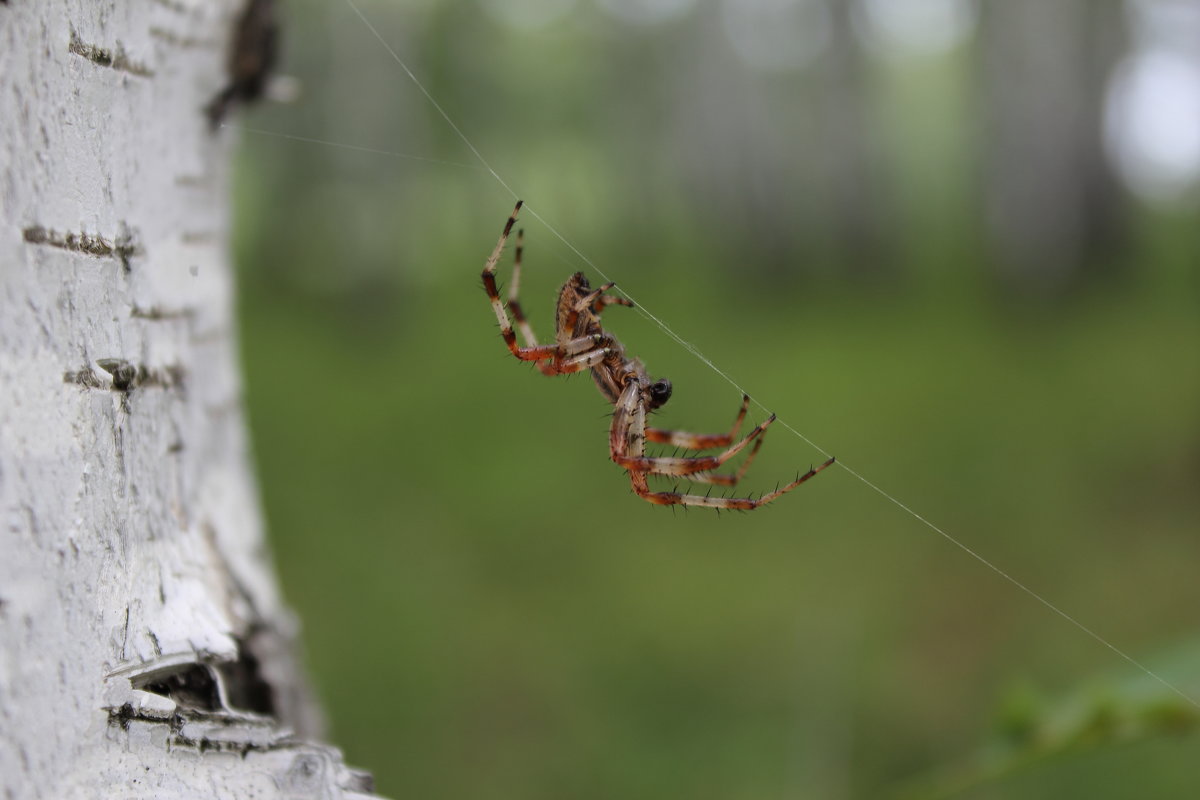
xmin=0 ymin=2 xmax=377 ymax=797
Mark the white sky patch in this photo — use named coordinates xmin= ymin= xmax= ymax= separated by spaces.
xmin=853 ymin=0 xmax=978 ymax=59
xmin=1105 ymin=48 xmax=1200 ymax=202
xmin=478 ymin=0 xmax=579 ymax=31
xmin=595 ymin=0 xmax=697 ymax=26
xmin=720 ymin=0 xmax=831 ymax=73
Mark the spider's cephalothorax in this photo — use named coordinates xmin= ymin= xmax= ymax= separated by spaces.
xmin=482 ymin=201 xmax=834 ymax=510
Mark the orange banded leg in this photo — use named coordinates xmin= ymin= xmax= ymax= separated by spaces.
xmin=577 ymin=282 xmax=616 ymax=307
xmin=505 ymin=229 xmax=556 ymax=374
xmin=481 ymin=202 xmax=549 ymax=361
xmin=509 ymin=336 xmax=614 ymax=374
xmin=483 ymin=202 xmax=612 ymax=371
xmin=610 ymin=383 xmax=833 ymax=510
xmin=647 ymin=394 xmax=751 ymax=450
xmin=631 ymin=457 xmax=836 ymax=510
xmin=688 ymin=437 xmax=765 ymax=486
xmin=551 ymin=347 xmax=616 ymax=375
xmin=504 ymin=228 xmax=617 ymax=375
xmin=613 ymin=414 xmax=774 ymax=477
xmin=593 ymin=294 xmax=634 ymax=313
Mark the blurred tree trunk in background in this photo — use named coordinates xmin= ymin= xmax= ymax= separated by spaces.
xmin=669 ymin=0 xmax=887 ymax=282
xmin=979 ymin=0 xmax=1129 ymax=293
xmin=0 ymin=2 xmax=374 ymax=797
xmin=666 ymin=22 xmax=820 ymax=277
xmin=821 ymin=0 xmax=888 ymax=279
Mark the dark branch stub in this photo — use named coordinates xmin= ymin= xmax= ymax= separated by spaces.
xmin=206 ymin=0 xmax=279 ymax=128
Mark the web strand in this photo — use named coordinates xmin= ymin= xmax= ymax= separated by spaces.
xmin=339 ymin=0 xmax=1198 ymax=709
xmin=222 ymin=123 xmax=486 ymax=169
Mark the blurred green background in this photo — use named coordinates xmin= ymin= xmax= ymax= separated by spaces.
xmin=229 ymin=0 xmax=1200 ymax=797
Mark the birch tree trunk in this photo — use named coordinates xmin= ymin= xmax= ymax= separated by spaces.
xmin=0 ymin=2 xmax=376 ymax=797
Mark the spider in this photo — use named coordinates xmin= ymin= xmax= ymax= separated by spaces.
xmin=482 ymin=201 xmax=834 ymax=510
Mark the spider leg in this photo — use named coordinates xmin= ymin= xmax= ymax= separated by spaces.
xmin=507 ymin=230 xmax=614 ymax=376
xmin=550 ymin=346 xmax=617 ymax=375
xmin=505 ymin=334 xmax=613 ymax=375
xmin=653 ymin=396 xmax=760 ymax=484
xmin=635 ymin=457 xmax=835 ymax=510
xmin=613 ymin=414 xmax=774 ymax=477
xmin=508 ymin=229 xmax=530 ymax=338
xmin=482 ymin=201 xmax=566 ymax=363
xmin=485 ymin=208 xmax=618 ymax=375
xmin=574 ymin=281 xmax=617 ymax=311
xmin=482 ymin=202 xmax=540 ymax=357
xmin=505 ymin=229 xmax=556 ymax=375
xmin=610 ymin=382 xmax=833 ymax=510
xmin=646 ymin=394 xmax=751 ymax=450
xmin=594 ymin=295 xmax=634 ymax=314
xmin=687 ymin=437 xmax=764 ymax=487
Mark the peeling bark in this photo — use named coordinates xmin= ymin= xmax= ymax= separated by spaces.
xmin=0 ymin=1 xmax=376 ymax=797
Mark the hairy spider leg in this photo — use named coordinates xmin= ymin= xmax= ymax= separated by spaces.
xmin=644 ymin=395 xmax=761 ymax=485
xmin=482 ymin=202 xmax=614 ymax=375
xmin=594 ymin=295 xmax=635 ymax=313
xmin=646 ymin=394 xmax=751 ymax=450
xmin=613 ymin=413 xmax=773 ymax=477
xmin=688 ymin=437 xmax=765 ymax=487
xmin=505 ymin=229 xmax=558 ymax=376
xmin=611 ymin=381 xmax=834 ymax=509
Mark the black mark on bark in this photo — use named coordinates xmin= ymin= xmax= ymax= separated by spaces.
xmin=63 ymin=366 xmax=104 ymax=388
xmin=68 ymin=27 xmax=154 ymax=77
xmin=131 ymin=304 xmax=196 ymax=321
xmin=108 ymin=702 xmax=137 ymax=731
xmin=65 ymin=360 xmax=186 ymax=394
xmin=101 ymin=359 xmax=186 ymax=393
xmin=97 ymin=358 xmax=139 ymax=391
xmin=24 ymin=225 xmax=140 ymax=271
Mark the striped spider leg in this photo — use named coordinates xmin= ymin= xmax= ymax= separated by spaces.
xmin=482 ymin=200 xmax=628 ymax=377
xmin=610 ymin=377 xmax=835 ymax=510
xmin=645 ymin=394 xmax=766 ymax=487
xmin=482 ymin=201 xmax=834 ymax=509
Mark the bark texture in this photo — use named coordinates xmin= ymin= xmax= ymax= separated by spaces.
xmin=0 ymin=2 xmax=376 ymax=797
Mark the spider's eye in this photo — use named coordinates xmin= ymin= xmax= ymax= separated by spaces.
xmin=649 ymin=379 xmax=673 ymax=409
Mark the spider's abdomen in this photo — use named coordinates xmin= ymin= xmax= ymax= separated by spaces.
xmin=554 ymin=270 xmax=631 ymax=406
